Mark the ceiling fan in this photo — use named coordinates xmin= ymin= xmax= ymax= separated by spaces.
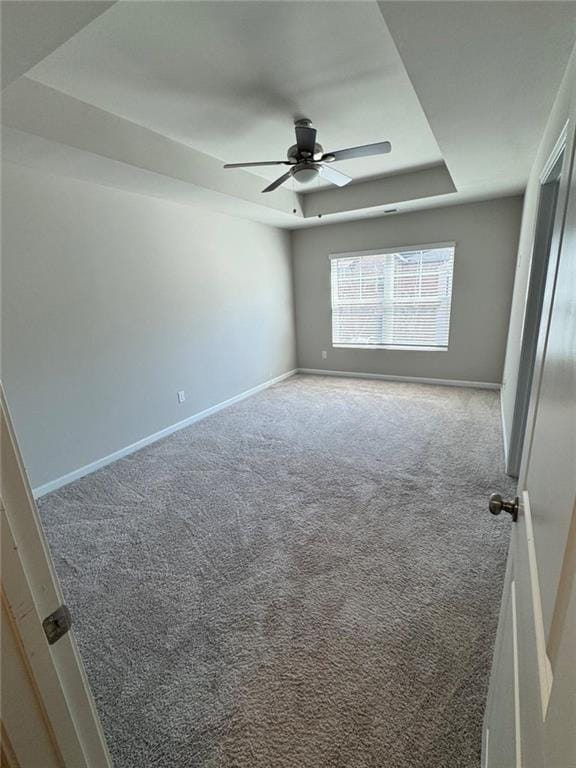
xmin=223 ymin=118 xmax=392 ymax=193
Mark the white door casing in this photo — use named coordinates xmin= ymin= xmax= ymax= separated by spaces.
xmin=1 ymin=386 xmax=112 ymax=767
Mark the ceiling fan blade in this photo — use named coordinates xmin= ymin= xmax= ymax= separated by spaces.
xmin=319 ymin=165 xmax=352 ymax=188
xmin=295 ymin=125 xmax=317 ymax=156
xmin=224 ymin=161 xmax=292 ymax=168
xmin=322 ymin=141 xmax=391 ymax=163
xmin=262 ymin=169 xmax=294 ymax=193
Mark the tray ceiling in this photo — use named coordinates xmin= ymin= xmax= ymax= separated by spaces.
xmin=3 ymin=1 xmax=576 ymax=227
xmin=24 ymin=1 xmax=443 ymax=191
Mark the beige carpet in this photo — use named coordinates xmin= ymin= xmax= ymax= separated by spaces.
xmin=39 ymin=374 xmax=514 ymax=768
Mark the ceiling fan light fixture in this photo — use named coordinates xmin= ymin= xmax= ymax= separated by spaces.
xmin=293 ymin=164 xmax=320 ymax=184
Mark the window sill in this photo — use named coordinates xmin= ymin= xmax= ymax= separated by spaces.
xmin=332 ymin=344 xmax=448 ymax=352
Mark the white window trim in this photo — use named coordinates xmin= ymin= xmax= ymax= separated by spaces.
xmin=329 ymin=241 xmax=456 ymax=351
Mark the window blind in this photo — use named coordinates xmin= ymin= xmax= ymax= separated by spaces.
xmin=331 ymin=245 xmax=455 ymax=349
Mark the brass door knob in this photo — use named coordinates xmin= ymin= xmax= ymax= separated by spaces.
xmin=489 ymin=493 xmax=519 ymax=522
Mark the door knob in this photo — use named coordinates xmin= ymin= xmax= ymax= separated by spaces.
xmin=489 ymin=493 xmax=519 ymax=522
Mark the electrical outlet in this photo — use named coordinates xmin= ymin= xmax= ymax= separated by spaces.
xmin=177 ymin=390 xmax=186 ymax=404
xmin=321 ymin=350 xmax=327 ymax=360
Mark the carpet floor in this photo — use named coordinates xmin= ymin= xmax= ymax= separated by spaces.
xmin=38 ymin=374 xmax=515 ymax=768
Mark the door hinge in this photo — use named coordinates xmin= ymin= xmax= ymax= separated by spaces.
xmin=42 ymin=604 xmax=72 ymax=645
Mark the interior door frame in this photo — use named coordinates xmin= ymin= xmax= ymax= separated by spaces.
xmin=516 ymin=121 xmax=575 ymax=490
xmin=507 ymin=125 xmax=568 ymax=477
xmin=1 ymin=385 xmax=112 ymax=767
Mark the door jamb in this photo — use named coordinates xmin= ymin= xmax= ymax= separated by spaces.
xmin=518 ymin=120 xmax=576 ymax=489
xmin=507 ymin=123 xmax=569 ymax=477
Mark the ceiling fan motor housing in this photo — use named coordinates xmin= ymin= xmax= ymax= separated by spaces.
xmin=287 ymin=142 xmax=323 ymax=162
xmin=287 ymin=136 xmax=323 ymax=183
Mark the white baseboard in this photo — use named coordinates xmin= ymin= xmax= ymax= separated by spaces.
xmin=298 ymin=368 xmax=501 ymax=390
xmin=33 ymin=369 xmax=297 ymax=498
xmin=33 ymin=366 xmax=499 ymax=498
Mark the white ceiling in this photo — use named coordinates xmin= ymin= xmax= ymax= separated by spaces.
xmin=2 ymin=1 xmax=576 ymax=228
xmin=25 ymin=1 xmax=443 ymax=191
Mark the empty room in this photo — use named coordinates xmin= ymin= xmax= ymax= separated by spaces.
xmin=1 ymin=2 xmax=575 ymax=767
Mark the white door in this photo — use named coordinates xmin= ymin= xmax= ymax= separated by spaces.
xmin=483 ymin=111 xmax=576 ymax=766
xmin=1 ymin=386 xmax=112 ymax=767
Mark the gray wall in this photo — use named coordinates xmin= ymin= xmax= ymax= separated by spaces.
xmin=501 ymin=48 xmax=576 ymax=450
xmin=2 ymin=163 xmax=296 ymax=489
xmin=292 ymin=197 xmax=523 ymax=383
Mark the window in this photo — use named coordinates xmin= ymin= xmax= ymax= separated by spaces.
xmin=330 ymin=243 xmax=455 ymax=350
